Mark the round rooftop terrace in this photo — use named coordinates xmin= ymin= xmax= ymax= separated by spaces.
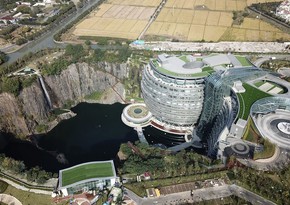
xmin=122 ymin=103 xmax=152 ymax=128
xmin=150 ymin=55 xmax=210 ymax=79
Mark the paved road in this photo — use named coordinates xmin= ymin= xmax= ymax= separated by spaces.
xmin=253 ymin=55 xmax=290 ymax=67
xmin=131 ymin=41 xmax=290 ymax=53
xmin=229 ymin=184 xmax=276 ymax=205
xmin=124 ymin=188 xmax=144 ymax=205
xmin=124 ymin=184 xmax=277 ymax=205
xmin=141 ymin=186 xmax=232 ymax=205
xmin=0 ymin=177 xmax=52 ymax=195
xmin=4 ymin=0 xmax=102 ymax=65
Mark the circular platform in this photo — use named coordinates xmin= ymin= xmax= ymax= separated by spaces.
xmin=231 ymin=142 xmax=250 ymax=155
xmin=254 ymin=110 xmax=290 ymax=149
xmin=121 ymin=103 xmax=152 ymax=127
xmin=277 ymin=122 xmax=290 ymax=135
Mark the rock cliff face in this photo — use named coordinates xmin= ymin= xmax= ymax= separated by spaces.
xmin=0 ymin=62 xmax=128 ymax=138
xmin=44 ymin=62 xmax=127 ymax=106
xmin=0 ymin=93 xmax=30 ymax=137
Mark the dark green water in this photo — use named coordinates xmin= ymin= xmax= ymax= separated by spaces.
xmin=0 ymin=103 xmax=138 ymax=173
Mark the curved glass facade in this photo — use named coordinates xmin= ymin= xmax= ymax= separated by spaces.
xmin=141 ymin=61 xmax=205 ymax=127
xmin=251 ymin=96 xmax=290 ymax=115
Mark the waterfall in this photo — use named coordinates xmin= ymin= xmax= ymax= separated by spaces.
xmin=38 ymin=75 xmax=52 ymax=110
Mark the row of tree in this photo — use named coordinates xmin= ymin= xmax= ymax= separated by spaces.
xmin=0 ymin=154 xmax=56 ymax=184
xmin=53 ymin=0 xmax=105 ymax=42
xmin=119 ymin=142 xmax=221 ymax=179
xmin=251 ymin=2 xmax=290 ymax=25
xmin=229 ymin=164 xmax=290 ymax=205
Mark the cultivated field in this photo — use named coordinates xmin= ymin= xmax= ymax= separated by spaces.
xmin=73 ymin=0 xmax=162 ymax=40
xmin=145 ymin=0 xmax=290 ymax=42
xmin=220 ymin=18 xmax=290 ymax=41
xmin=72 ymin=0 xmax=290 ymax=42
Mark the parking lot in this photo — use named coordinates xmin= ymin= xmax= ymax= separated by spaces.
xmin=159 ymin=179 xmax=225 ymax=195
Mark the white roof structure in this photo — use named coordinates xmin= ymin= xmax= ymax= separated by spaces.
xmin=232 ymin=80 xmax=245 ymax=93
xmin=157 ymin=54 xmax=203 ymax=75
xmin=202 ymin=54 xmax=231 ymax=67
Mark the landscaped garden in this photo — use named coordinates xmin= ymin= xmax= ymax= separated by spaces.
xmin=237 ymin=83 xmax=271 ymax=120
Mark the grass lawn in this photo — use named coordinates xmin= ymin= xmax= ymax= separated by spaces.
xmin=237 ymin=83 xmax=271 ymax=120
xmin=61 ymin=162 xmax=114 ymax=187
xmin=242 ymin=118 xmax=261 ymax=143
xmin=254 ymin=80 xmax=265 ymax=87
xmin=0 ymin=180 xmax=8 ymax=193
xmin=202 ymin=66 xmax=214 ymax=72
xmin=3 ymin=185 xmax=68 ymax=205
xmin=179 ymin=55 xmax=189 ymax=62
xmin=152 ymin=59 xmax=210 ymax=78
xmin=84 ymin=91 xmax=103 ymax=100
xmin=235 ymin=56 xmax=252 ymax=66
xmin=156 ymin=65 xmax=209 ymax=78
xmin=253 ymin=140 xmax=276 ymax=160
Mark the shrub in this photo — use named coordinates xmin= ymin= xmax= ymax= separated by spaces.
xmin=15 ymin=38 xmax=28 ymax=46
xmin=0 ymin=180 xmax=8 ymax=193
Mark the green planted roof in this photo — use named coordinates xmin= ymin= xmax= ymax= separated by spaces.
xmin=152 ymin=59 xmax=210 ymax=78
xmin=60 ymin=161 xmax=114 ymax=187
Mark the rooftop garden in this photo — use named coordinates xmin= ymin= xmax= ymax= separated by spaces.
xmin=151 ymin=59 xmax=210 ymax=78
xmin=61 ymin=162 xmax=114 ymax=187
xmin=179 ymin=55 xmax=190 ymax=63
xmin=235 ymin=56 xmax=252 ymax=66
xmin=242 ymin=118 xmax=276 ymax=160
xmin=237 ymin=83 xmax=272 ymax=120
xmin=254 ymin=80 xmax=286 ymax=94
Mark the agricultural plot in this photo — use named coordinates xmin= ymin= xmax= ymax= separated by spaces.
xmin=72 ymin=0 xmax=290 ymax=42
xmin=142 ymin=0 xmax=290 ymax=42
xmin=73 ymin=0 xmax=162 ymax=40
xmin=220 ymin=18 xmax=290 ymax=41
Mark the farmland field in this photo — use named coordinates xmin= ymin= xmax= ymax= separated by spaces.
xmin=144 ymin=0 xmax=290 ymax=42
xmin=71 ymin=0 xmax=290 ymax=42
xmin=73 ymin=0 xmax=162 ymax=40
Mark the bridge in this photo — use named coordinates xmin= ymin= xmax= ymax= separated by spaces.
xmin=135 ymin=127 xmax=148 ymax=144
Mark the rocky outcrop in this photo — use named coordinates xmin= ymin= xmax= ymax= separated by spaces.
xmin=19 ymin=83 xmax=50 ymax=123
xmin=0 ymin=62 xmax=129 ymax=137
xmin=94 ymin=62 xmax=128 ymax=80
xmin=44 ymin=62 xmax=124 ymax=106
xmin=0 ymin=93 xmax=30 ymax=137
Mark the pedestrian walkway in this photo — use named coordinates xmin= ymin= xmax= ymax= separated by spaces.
xmin=0 ymin=177 xmax=52 ymax=195
xmin=0 ymin=194 xmax=22 ymax=205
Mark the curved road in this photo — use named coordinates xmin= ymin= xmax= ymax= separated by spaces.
xmin=5 ymin=0 xmax=102 ymax=65
xmin=253 ymin=55 xmax=290 ymax=67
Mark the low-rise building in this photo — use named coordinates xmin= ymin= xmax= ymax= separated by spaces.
xmin=58 ymin=160 xmax=118 ymax=196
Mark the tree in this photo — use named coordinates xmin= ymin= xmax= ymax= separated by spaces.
xmin=1 ymin=77 xmax=20 ymax=96
xmin=16 ymin=5 xmax=31 ymax=14
xmin=15 ymin=38 xmax=28 ymax=46
xmin=0 ymin=51 xmax=8 ymax=65
xmin=85 ymin=40 xmax=91 ymax=46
